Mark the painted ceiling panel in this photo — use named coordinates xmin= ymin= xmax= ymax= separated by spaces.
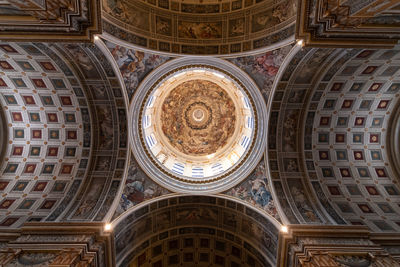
xmin=102 ymin=0 xmax=296 ymax=54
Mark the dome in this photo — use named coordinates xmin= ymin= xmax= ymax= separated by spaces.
xmin=129 ymin=57 xmax=267 ymax=193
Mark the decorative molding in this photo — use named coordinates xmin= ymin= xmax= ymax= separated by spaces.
xmin=0 ymin=222 xmax=114 ymax=266
xmin=296 ymin=0 xmax=400 ymax=48
xmin=277 ymin=225 xmax=400 ymax=267
xmin=0 ymin=0 xmax=101 ymax=42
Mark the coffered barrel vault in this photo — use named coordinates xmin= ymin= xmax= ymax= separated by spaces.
xmin=0 ymin=41 xmax=128 ymax=228
xmin=269 ymin=47 xmax=400 ymax=232
xmin=0 ymin=42 xmax=90 ymax=227
xmin=113 ymin=195 xmax=281 ymax=266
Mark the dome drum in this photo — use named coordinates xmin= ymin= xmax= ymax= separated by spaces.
xmin=129 ymin=57 xmax=267 ymax=193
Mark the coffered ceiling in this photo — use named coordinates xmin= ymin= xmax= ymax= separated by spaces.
xmin=270 ymin=47 xmax=400 ymax=232
xmin=0 ymin=42 xmax=90 ymax=227
xmin=0 ymin=41 xmax=128 ymax=228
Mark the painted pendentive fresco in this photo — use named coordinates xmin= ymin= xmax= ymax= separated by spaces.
xmin=225 ymin=157 xmax=280 ymax=221
xmin=229 ymin=44 xmax=292 ymax=102
xmin=113 ymin=156 xmax=281 ymax=224
xmin=102 ymin=0 xmax=296 ymax=54
xmin=113 ymin=154 xmax=171 ymax=220
xmin=105 ymin=39 xmax=292 ymax=104
xmin=105 ymin=40 xmax=171 ymax=99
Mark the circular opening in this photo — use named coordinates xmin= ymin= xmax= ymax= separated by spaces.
xmin=141 ymin=68 xmax=254 ymax=179
xmin=192 ymin=108 xmax=205 ymax=121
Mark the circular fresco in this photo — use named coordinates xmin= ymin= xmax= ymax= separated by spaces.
xmin=130 ymin=57 xmax=267 ymax=193
xmin=161 ymin=79 xmax=236 ymax=156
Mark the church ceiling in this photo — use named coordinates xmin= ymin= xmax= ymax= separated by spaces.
xmin=109 ymin=39 xmax=291 ymax=220
xmin=113 ymin=153 xmax=170 ymax=220
xmin=105 ymin=40 xmax=171 ymax=99
xmin=113 ymin=195 xmax=279 ymax=266
xmin=297 ymin=0 xmax=400 ymax=48
xmin=227 ymin=44 xmax=292 ymax=102
xmin=47 ymin=43 xmax=128 ymax=223
xmin=270 ymin=47 xmax=400 ymax=232
xmin=128 ymin=232 xmax=267 ymax=267
xmin=1 ymin=2 xmax=400 ymax=266
xmin=0 ymin=41 xmax=128 ymax=228
xmin=0 ymin=0 xmax=101 ymax=42
xmin=102 ymin=0 xmax=296 ymax=54
xmin=0 ymin=42 xmax=91 ymax=228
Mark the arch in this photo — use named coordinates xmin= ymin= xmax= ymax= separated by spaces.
xmin=111 ymin=194 xmax=282 ymax=266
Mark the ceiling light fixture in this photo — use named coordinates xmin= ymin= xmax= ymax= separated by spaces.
xmin=297 ymin=39 xmax=304 ymax=46
xmin=104 ymin=223 xmax=112 ymax=231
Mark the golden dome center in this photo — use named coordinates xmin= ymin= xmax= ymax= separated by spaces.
xmin=160 ymin=79 xmax=236 ymax=156
xmin=193 ymin=109 xmax=204 ymax=121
